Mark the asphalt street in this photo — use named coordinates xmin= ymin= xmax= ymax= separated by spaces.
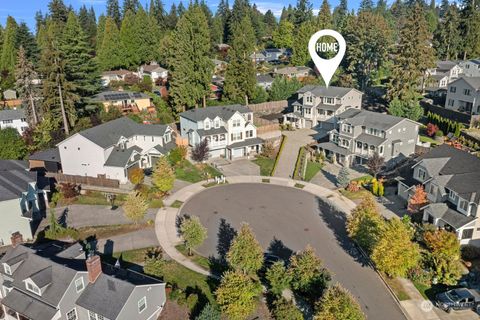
xmin=180 ymin=183 xmax=406 ymax=320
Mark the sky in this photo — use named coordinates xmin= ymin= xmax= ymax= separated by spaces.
xmin=0 ymin=0 xmax=371 ymax=31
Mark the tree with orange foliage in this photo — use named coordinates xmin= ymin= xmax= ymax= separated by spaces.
xmin=407 ymin=185 xmax=428 ymax=214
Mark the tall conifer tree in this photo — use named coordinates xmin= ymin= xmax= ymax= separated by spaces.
xmin=107 ymin=0 xmax=122 ymax=27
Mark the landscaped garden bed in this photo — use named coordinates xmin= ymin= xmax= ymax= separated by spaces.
xmin=174 ymin=160 xmax=221 ymax=183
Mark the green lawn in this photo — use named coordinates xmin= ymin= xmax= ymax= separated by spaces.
xmin=252 ymin=157 xmax=275 ymax=176
xmin=170 ymin=200 xmax=184 ymax=208
xmin=384 ymin=276 xmax=411 ymax=301
xmin=351 ymin=174 xmax=373 ymax=182
xmin=339 ymin=188 xmax=372 ymax=200
xmin=412 ymin=280 xmax=446 ymax=300
xmin=74 ymin=191 xmax=127 ymax=206
xmin=175 ymin=244 xmax=211 ymax=270
xmin=175 ymin=160 xmax=222 ymax=183
xmin=78 ymin=223 xmax=152 ymax=240
xmin=112 ymin=247 xmax=153 ymax=263
xmin=304 ymin=161 xmax=323 ymax=181
xmin=419 ymin=135 xmax=438 ymax=145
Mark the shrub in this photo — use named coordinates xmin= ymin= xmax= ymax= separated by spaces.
xmin=407 ymin=266 xmax=433 ymax=286
xmin=128 ymin=168 xmax=145 ymax=185
xmin=262 ymin=141 xmax=276 ymax=159
xmin=435 ymin=130 xmax=444 ymax=137
xmin=168 ymin=146 xmax=187 ymax=166
xmin=426 ymin=123 xmax=438 ymax=137
xmin=58 ymin=183 xmax=79 ymax=199
xmin=186 ymin=293 xmax=199 ymax=311
xmin=346 ymin=181 xmax=360 ymax=192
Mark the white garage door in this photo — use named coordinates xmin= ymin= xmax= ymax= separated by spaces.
xmin=232 ymin=148 xmax=245 ymax=158
xmin=209 ymin=149 xmax=225 ymax=158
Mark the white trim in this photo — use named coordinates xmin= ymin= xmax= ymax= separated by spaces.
xmin=66 ymin=308 xmax=78 ymax=320
xmin=75 ymin=277 xmax=84 ymax=293
xmin=138 ymin=296 xmax=147 ymax=314
xmin=3 ymin=263 xmax=11 ymax=275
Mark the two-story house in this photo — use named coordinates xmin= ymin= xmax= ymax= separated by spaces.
xmin=91 ymin=91 xmax=153 ymax=113
xmin=445 ymin=77 xmax=480 ymax=115
xmin=316 ymin=109 xmax=419 ymax=167
xmin=396 ymin=145 xmax=480 ymax=245
xmin=0 ymin=242 xmax=166 ymax=320
xmin=58 ymin=117 xmax=175 ymax=184
xmin=460 ymin=59 xmax=480 ymax=77
xmin=0 ymin=109 xmax=29 ymax=135
xmin=273 ymin=66 xmax=314 ymax=80
xmin=179 ymin=105 xmax=263 ymax=160
xmin=283 ymin=85 xmax=363 ymax=129
xmin=425 ymin=61 xmax=462 ymax=94
xmin=0 ymin=160 xmax=50 ymax=246
xmin=138 ymin=63 xmax=168 ymax=84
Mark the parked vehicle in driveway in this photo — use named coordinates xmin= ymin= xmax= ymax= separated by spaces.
xmin=435 ymin=288 xmax=480 ymax=313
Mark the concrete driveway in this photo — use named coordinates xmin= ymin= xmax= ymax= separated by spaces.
xmin=179 ymin=183 xmax=406 ymax=320
xmin=274 ymin=129 xmax=317 ymax=178
xmin=212 ymin=159 xmax=260 ymax=176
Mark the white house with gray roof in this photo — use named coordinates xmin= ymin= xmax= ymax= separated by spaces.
xmin=283 ymin=85 xmax=363 ymax=129
xmin=396 ymin=145 xmax=480 ymax=245
xmin=0 ymin=160 xmax=49 ymax=246
xmin=316 ymin=109 xmax=419 ymax=167
xmin=0 ymin=108 xmax=28 ymax=135
xmin=58 ymin=117 xmax=175 ymax=184
xmin=179 ymin=105 xmax=263 ymax=159
xmin=445 ymin=76 xmax=480 ymax=115
xmin=425 ymin=61 xmax=462 ymax=94
xmin=0 ymin=243 xmax=166 ymax=320
xmin=460 ymin=59 xmax=480 ymax=77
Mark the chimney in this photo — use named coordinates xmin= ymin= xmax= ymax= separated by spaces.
xmin=86 ymin=255 xmax=102 ymax=283
xmin=10 ymin=232 xmax=23 ymax=248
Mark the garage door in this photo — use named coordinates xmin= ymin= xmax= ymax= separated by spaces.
xmin=232 ymin=148 xmax=245 ymax=158
xmin=209 ymin=149 xmax=225 ymax=158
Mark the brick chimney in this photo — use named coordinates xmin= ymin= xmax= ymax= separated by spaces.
xmin=10 ymin=232 xmax=23 ymax=248
xmin=86 ymin=255 xmax=102 ymax=283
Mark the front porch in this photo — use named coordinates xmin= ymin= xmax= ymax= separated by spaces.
xmin=282 ymin=112 xmax=306 ymax=129
xmin=315 ymin=142 xmax=351 ymax=166
xmin=226 ymin=138 xmax=263 ymax=160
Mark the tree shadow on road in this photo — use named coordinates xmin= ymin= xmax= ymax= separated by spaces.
xmin=267 ymin=237 xmax=293 ymax=262
xmin=316 ymin=197 xmax=370 ymax=267
xmin=206 ymin=218 xmax=237 ymax=276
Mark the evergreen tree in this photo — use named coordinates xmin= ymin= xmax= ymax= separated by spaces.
xmin=272 ymin=19 xmax=294 ymax=49
xmin=216 ymin=0 xmax=231 ymax=42
xmin=337 ymin=166 xmax=350 ymax=188
xmin=387 ymin=3 xmax=435 ymax=100
xmin=40 ymin=21 xmax=78 ymax=135
xmin=227 ymin=223 xmax=264 ymax=275
xmin=317 ymin=0 xmax=332 ymax=29
xmin=120 ymin=10 xmax=139 ymax=67
xmin=96 ymin=15 xmax=107 ymax=53
xmin=168 ymin=5 xmax=213 ymax=111
xmin=315 ymin=284 xmax=366 ymax=320
xmin=178 ymin=2 xmax=187 ymax=17
xmin=0 ymin=16 xmax=18 ymax=76
xmin=439 ymin=0 xmax=449 ymax=17
xmin=263 ymin=10 xmax=277 ymax=37
xmin=61 ymin=12 xmax=101 ymax=113
xmin=250 ymin=4 xmax=266 ymax=41
xmin=78 ymin=6 xmax=97 ymax=48
xmin=345 ymin=12 xmax=392 ymax=90
xmin=166 ymin=4 xmax=178 ymax=29
xmin=291 ymin=21 xmax=315 ymax=66
xmin=0 ymin=128 xmax=27 ymax=160
xmin=15 ymin=22 xmax=38 ymax=62
xmin=294 ymin=0 xmax=313 ymax=24
xmin=48 ymin=0 xmax=69 ymax=24
xmin=359 ymin=0 xmax=374 ymax=12
xmin=107 ymin=0 xmax=122 ymax=27
xmin=229 ymin=0 xmax=251 ymax=32
xmin=332 ymin=0 xmax=349 ymax=31
xmin=15 ymin=46 xmax=40 ymax=125
xmin=223 ymin=16 xmax=256 ymax=104
xmin=388 ymin=92 xmax=424 ymax=121
xmin=434 ymin=4 xmax=461 ymax=60
xmin=123 ymin=0 xmax=140 ymax=15
xmin=375 ymin=0 xmax=388 ymax=16
xmin=195 ymin=303 xmax=221 ymax=320
xmin=135 ymin=6 xmax=159 ymax=63
xmin=35 ymin=11 xmax=46 ymax=34
xmin=149 ymin=0 xmax=165 ymax=28
xmin=460 ymin=0 xmax=480 ymax=59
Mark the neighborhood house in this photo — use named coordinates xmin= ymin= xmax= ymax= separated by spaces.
xmin=445 ymin=77 xmax=480 ymax=115
xmin=180 ymin=105 xmax=263 ymax=159
xmin=0 ymin=109 xmax=29 ymax=135
xmin=91 ymin=91 xmax=153 ymax=113
xmin=397 ymin=145 xmax=480 ymax=245
xmin=58 ymin=117 xmax=175 ymax=184
xmin=101 ymin=69 xmax=132 ymax=87
xmin=138 ymin=63 xmax=169 ymax=84
xmin=283 ymin=85 xmax=363 ymax=129
xmin=317 ymin=109 xmax=419 ymax=167
xmin=0 ymin=243 xmax=166 ymax=320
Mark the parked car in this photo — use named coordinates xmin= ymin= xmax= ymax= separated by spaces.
xmin=435 ymin=288 xmax=480 ymax=313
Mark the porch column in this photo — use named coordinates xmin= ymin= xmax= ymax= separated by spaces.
xmin=43 ymin=191 xmax=50 ymax=209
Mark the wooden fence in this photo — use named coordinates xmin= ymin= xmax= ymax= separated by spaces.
xmin=46 ymin=172 xmax=120 ymax=189
xmin=256 ymin=123 xmax=280 ymax=135
xmin=248 ymin=100 xmax=288 ymax=113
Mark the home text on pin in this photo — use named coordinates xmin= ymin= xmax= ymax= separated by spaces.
xmin=316 ymin=42 xmax=338 ymax=53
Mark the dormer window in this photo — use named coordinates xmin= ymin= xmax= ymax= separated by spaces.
xmin=75 ymin=277 xmax=85 ymax=293
xmin=164 ymin=133 xmax=171 ymax=143
xmin=325 ymin=97 xmax=334 ymax=104
xmin=204 ymin=120 xmax=211 ymax=130
xmin=306 ymin=95 xmax=313 ymax=104
xmin=3 ymin=263 xmax=11 ymax=275
xmin=417 ymin=168 xmax=426 ymax=181
xmin=214 ymin=119 xmax=220 ymax=128
xmin=26 ymin=281 xmax=41 ymax=295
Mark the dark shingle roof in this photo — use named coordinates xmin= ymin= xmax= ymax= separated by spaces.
xmin=197 ymin=127 xmax=228 ymax=137
xmin=461 ymin=76 xmax=480 ymax=90
xmin=227 ymin=137 xmax=263 ymax=149
xmin=91 ymin=91 xmax=150 ymax=102
xmin=0 ymin=108 xmax=25 ymax=121
xmin=104 ymin=145 xmax=142 ymax=168
xmin=1 ymin=289 xmax=59 ymax=320
xmin=0 ymin=165 xmax=37 ymax=201
xmin=426 ymin=203 xmax=475 ymax=229
xmin=256 ymin=74 xmax=274 ymax=83
xmin=338 ymin=109 xmax=406 ymax=130
xmin=29 ymin=148 xmax=61 ymax=162
xmin=297 ymin=85 xmax=359 ymax=98
xmin=74 ymin=117 xmax=169 ymax=149
xmin=355 ymin=133 xmax=387 ymax=146
xmin=180 ymin=105 xmax=251 ymax=122
xmin=417 ymin=145 xmax=480 ymax=203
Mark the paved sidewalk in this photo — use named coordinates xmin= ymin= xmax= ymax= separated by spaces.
xmin=274 ymin=129 xmax=316 ymax=178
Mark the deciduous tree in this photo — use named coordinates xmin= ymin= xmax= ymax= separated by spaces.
xmin=366 ymin=152 xmax=384 ymax=178
xmin=191 ymin=139 xmax=210 ymax=163
xmin=128 ymin=167 xmax=145 ymax=185
xmin=407 ymin=185 xmax=428 ymax=214
xmin=227 ymin=223 xmax=264 ymax=275
xmin=371 ymin=217 xmax=421 ymax=277
xmin=314 ymin=284 xmax=366 ymax=320
xmin=123 ymin=191 xmax=148 ymax=223
xmin=266 ymin=261 xmax=292 ymax=296
xmin=180 ymin=215 xmax=208 ymax=255
xmin=272 ymin=298 xmax=303 ymax=320
xmin=215 ymin=270 xmax=262 ymax=320
xmin=152 ymin=156 xmax=175 ymax=193
xmin=0 ymin=128 xmax=27 ymax=160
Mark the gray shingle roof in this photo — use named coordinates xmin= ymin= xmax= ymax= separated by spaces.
xmin=153 ymin=141 xmax=177 ymax=155
xmin=355 ymin=133 xmax=387 ymax=146
xmin=316 ymin=142 xmax=351 ymax=156
xmin=426 ymin=203 xmax=475 ymax=229
xmin=461 ymin=76 xmax=480 ymax=90
xmin=0 ymin=161 xmax=37 ymax=201
xmin=75 ymin=117 xmax=169 ymax=149
xmin=227 ymin=137 xmax=263 ymax=149
xmin=436 ymin=60 xmax=458 ymax=71
xmin=297 ymin=85 xmax=358 ymax=98
xmin=1 ymin=289 xmax=59 ymax=320
xmin=29 ymin=148 xmax=61 ymax=162
xmin=197 ymin=127 xmax=228 ymax=137
xmin=338 ymin=109 xmax=406 ymax=130
xmin=180 ymin=105 xmax=251 ymax=122
xmin=416 ymin=145 xmax=480 ymax=204
xmin=256 ymin=74 xmax=274 ymax=83
xmin=104 ymin=145 xmax=142 ymax=168
xmin=0 ymin=108 xmax=25 ymax=121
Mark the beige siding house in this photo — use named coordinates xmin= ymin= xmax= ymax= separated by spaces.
xmin=445 ymin=77 xmax=480 ymax=115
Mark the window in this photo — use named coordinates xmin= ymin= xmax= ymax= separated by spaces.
xmin=204 ymin=120 xmax=210 ymax=130
xmin=214 ymin=120 xmax=220 ymax=128
xmin=3 ymin=264 xmax=11 ymax=275
xmin=26 ymin=282 xmax=40 ymax=295
xmin=449 ymin=190 xmax=458 ymax=202
xmin=88 ymin=311 xmax=105 ymax=320
xmin=464 ymin=89 xmax=471 ymax=96
xmin=219 ymin=134 xmax=225 ymax=141
xmin=67 ymin=308 xmax=78 ymax=320
xmin=448 ymin=99 xmax=454 ymax=107
xmin=428 ymin=184 xmax=436 ymax=196
xmin=356 ymin=141 xmax=362 ymax=149
xmin=246 ymin=130 xmax=253 ymax=138
xmin=306 ymin=95 xmax=313 ymax=104
xmin=462 ymin=229 xmax=474 ymax=240
xmin=459 ymin=200 xmax=469 ymax=213
xmin=304 ymin=108 xmax=311 ymax=115
xmin=75 ymin=277 xmax=84 ymax=293
xmin=450 ymin=86 xmax=456 ymax=93
xmin=417 ymin=168 xmax=426 ymax=181
xmin=138 ymin=296 xmax=147 ymax=313
xmin=379 ymin=146 xmax=384 ymax=154
xmin=232 ymin=119 xmax=241 ymax=127
xmin=164 ymin=133 xmax=171 ymax=143
xmin=325 ymin=97 xmax=334 ymax=104
xmin=342 ymin=124 xmax=352 ymax=133
xmin=231 ymin=132 xmax=242 ymax=141
xmin=2 ymin=120 xmax=13 ymax=124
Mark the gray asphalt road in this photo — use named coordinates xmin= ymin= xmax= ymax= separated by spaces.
xmin=180 ymin=183 xmax=406 ymax=320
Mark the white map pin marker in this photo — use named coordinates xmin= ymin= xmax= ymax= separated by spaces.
xmin=308 ymin=29 xmax=346 ymax=88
